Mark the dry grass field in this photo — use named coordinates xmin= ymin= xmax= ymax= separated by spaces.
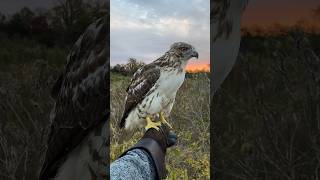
xmin=110 ymin=72 xmax=210 ymax=179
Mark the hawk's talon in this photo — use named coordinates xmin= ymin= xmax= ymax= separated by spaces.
xmin=145 ymin=116 xmax=161 ymax=131
xmin=159 ymin=112 xmax=173 ymax=129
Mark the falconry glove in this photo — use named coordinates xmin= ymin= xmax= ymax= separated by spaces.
xmin=121 ymin=123 xmax=177 ymax=179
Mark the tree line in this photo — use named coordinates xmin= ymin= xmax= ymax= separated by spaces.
xmin=111 ymin=58 xmax=146 ymax=76
xmin=0 ymin=0 xmax=107 ymax=47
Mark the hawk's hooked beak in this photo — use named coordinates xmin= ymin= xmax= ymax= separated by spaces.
xmin=191 ymin=50 xmax=199 ymax=59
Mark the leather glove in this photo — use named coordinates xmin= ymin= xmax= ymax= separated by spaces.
xmin=142 ymin=123 xmax=177 ymax=153
xmin=121 ymin=123 xmax=177 ymax=179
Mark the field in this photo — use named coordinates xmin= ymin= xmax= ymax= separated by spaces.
xmin=0 ymin=38 xmax=67 ymax=179
xmin=110 ymin=72 xmax=210 ymax=179
xmin=213 ymin=32 xmax=320 ymax=179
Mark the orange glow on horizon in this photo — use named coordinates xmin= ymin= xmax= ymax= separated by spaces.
xmin=186 ymin=63 xmax=210 ymax=73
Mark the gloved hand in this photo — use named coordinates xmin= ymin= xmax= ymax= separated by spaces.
xmin=142 ymin=123 xmax=177 ymax=153
xmin=120 ymin=123 xmax=177 ymax=179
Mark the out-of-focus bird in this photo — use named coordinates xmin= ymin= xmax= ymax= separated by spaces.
xmin=39 ymin=16 xmax=109 ymax=180
xmin=211 ymin=0 xmax=248 ymax=94
xmin=119 ymin=42 xmax=198 ymax=131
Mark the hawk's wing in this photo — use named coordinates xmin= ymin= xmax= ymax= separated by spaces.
xmin=39 ymin=16 xmax=109 ymax=179
xmin=119 ymin=64 xmax=160 ymax=128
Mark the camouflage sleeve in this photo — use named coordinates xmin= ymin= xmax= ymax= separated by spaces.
xmin=110 ymin=149 xmax=156 ymax=180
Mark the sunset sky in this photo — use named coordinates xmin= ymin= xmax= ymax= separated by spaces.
xmin=242 ymin=0 xmax=319 ymax=27
xmin=110 ymin=0 xmax=210 ymax=72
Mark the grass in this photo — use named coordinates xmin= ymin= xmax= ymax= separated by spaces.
xmin=213 ymin=33 xmax=320 ymax=180
xmin=110 ymin=72 xmax=210 ymax=179
xmin=0 ymin=38 xmax=66 ymax=179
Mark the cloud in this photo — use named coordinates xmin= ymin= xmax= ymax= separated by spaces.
xmin=111 ymin=0 xmax=210 ymax=65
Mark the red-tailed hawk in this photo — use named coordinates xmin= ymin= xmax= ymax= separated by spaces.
xmin=119 ymin=42 xmax=198 ymax=131
xmin=39 ymin=16 xmax=109 ymax=180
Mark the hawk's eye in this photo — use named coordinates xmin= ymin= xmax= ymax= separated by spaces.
xmin=179 ymin=47 xmax=189 ymax=51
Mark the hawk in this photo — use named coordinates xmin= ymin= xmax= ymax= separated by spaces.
xmin=119 ymin=42 xmax=198 ymax=131
xmin=39 ymin=16 xmax=109 ymax=180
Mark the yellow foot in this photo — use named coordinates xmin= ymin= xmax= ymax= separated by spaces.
xmin=145 ymin=116 xmax=161 ymax=131
xmin=159 ymin=112 xmax=173 ymax=129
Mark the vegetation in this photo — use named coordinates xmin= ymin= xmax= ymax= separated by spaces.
xmin=110 ymin=72 xmax=210 ymax=179
xmin=0 ymin=48 xmax=61 ymax=179
xmin=0 ymin=1 xmax=106 ymax=179
xmin=0 ymin=0 xmax=107 ymax=48
xmin=215 ymin=11 xmax=320 ymax=179
xmin=213 ymin=30 xmax=320 ymax=180
xmin=111 ymin=58 xmax=146 ymax=76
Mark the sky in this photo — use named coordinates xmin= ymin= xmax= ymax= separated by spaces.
xmin=242 ymin=0 xmax=319 ymax=27
xmin=110 ymin=0 xmax=210 ymax=71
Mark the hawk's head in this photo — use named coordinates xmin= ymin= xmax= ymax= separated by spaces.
xmin=169 ymin=42 xmax=199 ymax=61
